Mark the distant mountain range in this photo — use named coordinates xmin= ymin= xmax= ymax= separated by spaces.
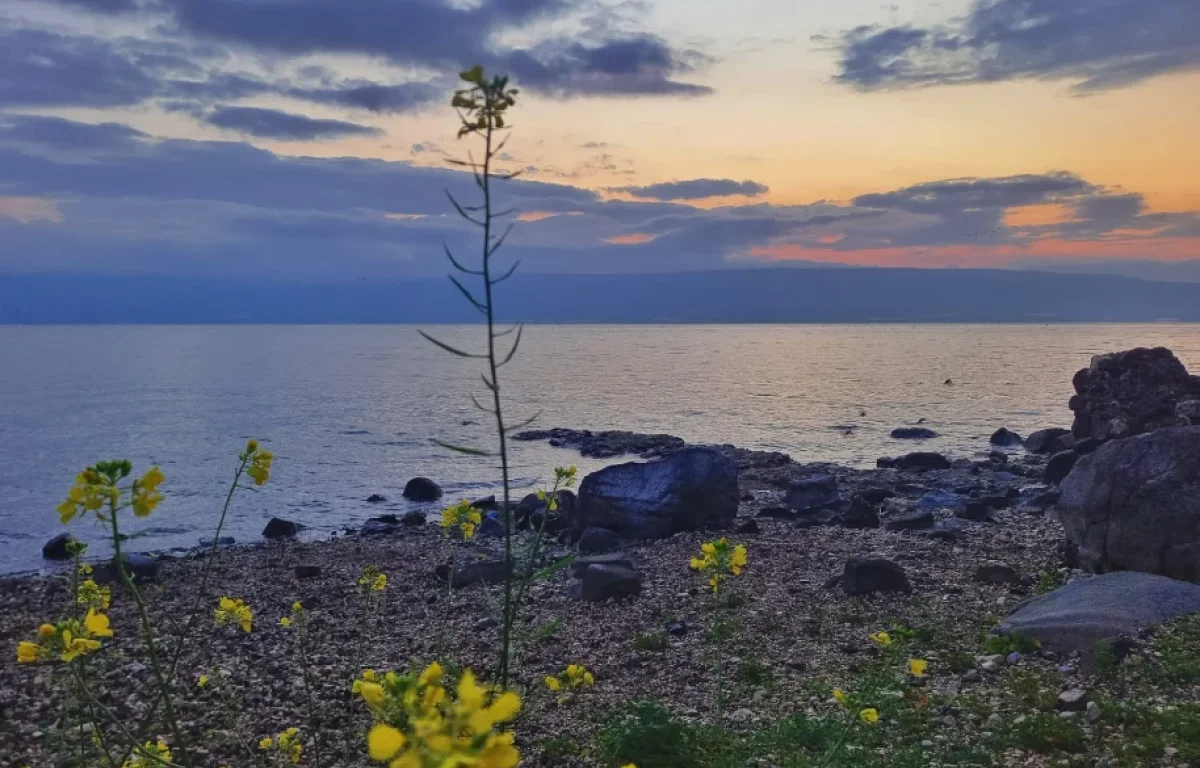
xmin=3 ymin=268 xmax=1199 ymax=323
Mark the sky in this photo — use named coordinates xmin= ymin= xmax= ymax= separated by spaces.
xmin=1 ymin=0 xmax=1199 ymax=282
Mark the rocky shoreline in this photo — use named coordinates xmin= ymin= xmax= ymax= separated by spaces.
xmin=3 ymin=346 xmax=1200 ymax=767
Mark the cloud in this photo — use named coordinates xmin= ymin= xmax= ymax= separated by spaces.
xmin=203 ymin=106 xmax=382 ymax=140
xmin=616 ymin=178 xmax=770 ymax=200
xmin=833 ymin=0 xmax=1200 ymax=94
xmin=0 ymin=197 xmax=64 ymax=224
xmin=852 ymin=173 xmax=1094 ymax=215
xmin=286 ymin=81 xmax=443 ymax=114
xmin=0 ymin=28 xmax=158 ymax=107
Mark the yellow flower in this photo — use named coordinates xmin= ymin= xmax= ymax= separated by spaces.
xmin=367 ymin=724 xmax=405 ymax=761
xmin=292 ymin=601 xmax=303 ymax=613
xmin=869 ymin=631 xmax=893 ymax=647
xmin=358 ymin=682 xmax=384 ymax=707
xmin=17 ymin=641 xmax=40 ymax=664
xmin=544 ymin=676 xmax=561 ymax=691
xmin=372 ymin=573 xmax=387 ymax=592
xmin=76 ymin=579 xmax=112 ymax=610
xmin=122 ymin=740 xmax=172 ymax=768
xmin=247 ymin=449 xmax=273 ymax=486
xmin=84 ymin=609 xmax=113 ymax=638
xmin=279 ymin=617 xmax=292 ymax=628
xmin=246 ymin=439 xmax=259 ymax=453
xmin=214 ymin=597 xmax=253 ymax=632
xmin=60 ymin=630 xmax=101 ymax=662
xmin=859 ymin=708 xmax=880 ymax=724
xmin=440 ymin=499 xmax=483 ymax=540
xmin=908 ymin=659 xmax=928 ymax=678
xmin=689 ymin=538 xmax=747 ymax=592
xmin=259 ymin=737 xmax=273 ymax=750
xmin=418 ymin=661 xmax=445 ymax=687
xmin=197 ymin=674 xmax=210 ymax=688
xmin=833 ymin=688 xmax=848 ymax=708
xmin=38 ymin=624 xmax=55 ymax=639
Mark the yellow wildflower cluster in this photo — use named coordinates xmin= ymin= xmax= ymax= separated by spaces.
xmin=908 ymin=658 xmax=928 ymax=678
xmin=259 ymin=727 xmax=303 ymax=765
xmin=121 ymin=739 xmax=172 ymax=767
xmin=689 ymin=538 xmax=748 ymax=592
xmin=244 ymin=439 xmax=274 ymax=485
xmin=280 ymin=601 xmax=304 ymax=628
xmin=359 ymin=566 xmax=388 ymax=593
xmin=214 ymin=597 xmax=253 ymax=633
xmin=17 ymin=610 xmax=112 ymax=664
xmin=832 ymin=687 xmax=880 ymax=726
xmin=362 ymin=662 xmax=520 ymax=768
xmin=544 ymin=663 xmax=594 ymax=692
xmin=440 ymin=499 xmax=482 ymax=540
xmin=56 ymin=461 xmax=166 ymax=524
xmin=76 ymin=578 xmax=112 ymax=611
xmin=869 ymin=631 xmax=893 ymax=647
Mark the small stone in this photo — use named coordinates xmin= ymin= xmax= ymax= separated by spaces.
xmin=366 ymin=493 xmax=387 ymax=503
xmin=961 ymin=670 xmax=982 ymax=683
xmin=981 ymin=660 xmax=1000 ymax=673
xmin=842 ymin=556 xmax=912 ymax=596
xmin=1164 ymin=747 xmax=1178 ymax=759
xmin=1007 ymin=652 xmax=1023 ymax=665
xmin=751 ymin=688 xmax=768 ymax=704
xmin=975 ymin=562 xmax=1025 ymax=586
xmin=578 ymin=527 xmax=622 ymax=554
xmin=294 ymin=564 xmax=322 ymax=579
xmin=728 ymin=708 xmax=754 ymax=723
xmin=400 ymin=510 xmax=426 ymax=526
xmin=921 ymin=740 xmax=934 ymax=749
xmin=986 ymin=714 xmax=1003 ymax=729
xmin=666 ymin=619 xmax=688 ymax=637
xmin=1085 ymin=701 xmax=1101 ymax=723
xmin=1059 ymin=711 xmax=1077 ymax=720
xmin=735 ymin=519 xmax=760 ymax=535
xmin=1057 ymin=688 xmax=1088 ymax=712
xmin=474 ymin=617 xmax=499 ymax=631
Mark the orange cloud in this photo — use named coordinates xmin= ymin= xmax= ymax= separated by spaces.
xmin=1004 ymin=203 xmax=1076 ymax=228
xmin=0 ymin=197 xmax=63 ymax=224
xmin=604 ymin=232 xmax=658 ymax=245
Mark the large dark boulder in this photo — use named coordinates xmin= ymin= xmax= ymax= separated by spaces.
xmin=42 ymin=533 xmax=77 ymax=560
xmin=577 ymin=447 xmax=738 ymax=538
xmin=889 ymin=452 xmax=951 ymax=471
xmin=995 ymin=572 xmax=1200 ymax=652
xmin=842 ymin=557 xmax=912 ymax=596
xmin=891 ymin=427 xmax=938 ymax=440
xmin=989 ymin=428 xmax=1024 ymax=447
xmin=1069 ymin=347 xmax=1200 ymax=442
xmin=403 ymin=477 xmax=443 ymax=501
xmin=1025 ymin=428 xmax=1072 ymax=455
xmin=263 ymin=517 xmax=301 ymax=538
xmin=1058 ymin=426 xmax=1200 ymax=580
xmin=1043 ymin=450 xmax=1079 ymax=485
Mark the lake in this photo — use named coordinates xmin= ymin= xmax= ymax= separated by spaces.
xmin=2 ymin=323 xmax=1198 ymax=574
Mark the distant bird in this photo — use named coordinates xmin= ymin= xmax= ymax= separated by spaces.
xmin=858 ymin=409 xmax=867 ymax=417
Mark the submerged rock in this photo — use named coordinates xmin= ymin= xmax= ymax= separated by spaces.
xmin=1058 ymin=426 xmax=1200 ymax=580
xmin=891 ymin=427 xmax=938 ymax=440
xmin=263 ymin=517 xmax=301 ymax=538
xmin=989 ymin=428 xmax=1024 ymax=447
xmin=42 ymin=533 xmax=77 ymax=561
xmin=403 ymin=477 xmax=443 ymax=502
xmin=578 ymin=447 xmax=738 ymax=538
xmin=995 ymin=571 xmax=1200 ymax=652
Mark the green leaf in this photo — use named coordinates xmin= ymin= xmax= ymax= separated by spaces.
xmin=430 ymin=438 xmax=493 ymax=457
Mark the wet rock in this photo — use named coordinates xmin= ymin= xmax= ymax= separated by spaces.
xmin=891 ymin=427 xmax=938 ymax=440
xmin=1043 ymin=450 xmax=1079 ymax=485
xmin=893 ymin=452 xmax=952 ymax=471
xmin=735 ymin=519 xmax=760 ymax=535
xmin=1069 ymin=346 xmax=1200 ymax=442
xmin=1058 ymin=426 xmax=1200 ymax=579
xmin=1057 ymin=689 xmax=1087 ymax=712
xmin=578 ymin=447 xmax=738 ymax=538
xmin=995 ymin=571 xmax=1200 ymax=652
xmin=570 ymin=553 xmax=635 ymax=577
xmin=885 ymin=508 xmax=935 ymax=531
xmin=294 ymin=564 xmax=322 ymax=579
xmin=917 ymin=489 xmax=966 ymax=513
xmin=1178 ymin=400 xmax=1200 ymax=426
xmin=471 ymin=495 xmax=498 ymax=510
xmin=403 ymin=477 xmax=442 ymax=502
xmin=990 ymin=428 xmax=1024 ymax=447
xmin=400 ymin=510 xmax=426 ymax=527
xmin=436 ymin=558 xmax=512 ymax=588
xmin=198 ymin=536 xmax=236 ymax=548
xmin=366 ymin=494 xmax=387 ymax=503
xmin=99 ymin=553 xmax=158 ymax=583
xmin=578 ymin=527 xmax=621 ymax=555
xmin=570 ymin=564 xmax=643 ymax=602
xmin=262 ymin=517 xmax=301 ymax=538
xmin=514 ymin=428 xmax=684 ymax=459
xmin=842 ymin=556 xmax=912 ymax=596
xmin=1025 ymin=428 xmax=1072 ymax=455
xmin=840 ymin=495 xmax=881 ymax=529
xmin=786 ymin=475 xmax=841 ymax=512
xmin=361 ymin=518 xmax=398 ymax=536
xmin=42 ymin=533 xmax=76 ymax=560
xmin=974 ymin=562 xmax=1025 ymax=586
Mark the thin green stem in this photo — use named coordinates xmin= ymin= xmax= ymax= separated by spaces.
xmin=295 ymin=616 xmax=324 ymax=768
xmin=110 ymin=498 xmax=193 ymax=767
xmin=437 ymin=544 xmax=460 ymax=662
xmin=70 ymin=665 xmax=173 ymax=768
xmin=816 ymin=719 xmax=856 ymax=768
xmin=510 ymin=477 xmax=563 ymax=623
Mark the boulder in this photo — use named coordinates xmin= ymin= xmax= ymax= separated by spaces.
xmin=263 ymin=517 xmax=301 ymax=538
xmin=401 ymin=510 xmax=427 ymax=527
xmin=840 ymin=495 xmax=881 ymax=529
xmin=893 ymin=452 xmax=951 ymax=471
xmin=735 ymin=519 xmax=761 ymax=535
xmin=842 ymin=557 xmax=912 ymax=596
xmin=42 ymin=533 xmax=77 ymax=560
xmin=366 ymin=494 xmax=388 ymax=503
xmin=1025 ymin=428 xmax=1072 ymax=455
xmin=995 ymin=571 xmax=1200 ymax=652
xmin=1178 ymin=400 xmax=1200 ymax=426
xmin=1043 ymin=450 xmax=1079 ymax=485
xmin=1068 ymin=347 xmax=1200 ymax=442
xmin=361 ymin=518 xmax=397 ymax=536
xmin=990 ymin=428 xmax=1024 ymax=447
xmin=578 ymin=527 xmax=621 ymax=554
xmin=577 ymin=447 xmax=738 ymax=538
xmin=1057 ymin=426 xmax=1200 ymax=580
xmin=785 ymin=475 xmax=841 ymax=512
xmin=98 ymin=553 xmax=158 ymax=583
xmin=975 ymin=562 xmax=1026 ymax=586
xmin=891 ymin=427 xmax=938 ymax=440
xmin=569 ymin=564 xmax=643 ymax=602
xmin=570 ymin=552 xmax=634 ymax=578
xmin=917 ymin=489 xmax=966 ymax=514
xmin=403 ymin=477 xmax=443 ymax=502
xmin=436 ymin=558 xmax=512 ymax=588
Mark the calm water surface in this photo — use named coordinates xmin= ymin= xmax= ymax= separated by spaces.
xmin=1 ymin=324 xmax=1197 ymax=574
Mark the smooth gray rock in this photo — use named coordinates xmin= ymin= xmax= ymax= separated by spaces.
xmin=1025 ymin=428 xmax=1072 ymax=455
xmin=995 ymin=571 xmax=1200 ymax=652
xmin=570 ymin=552 xmax=634 ymax=577
xmin=578 ymin=447 xmax=738 ymax=538
xmin=436 ymin=558 xmax=511 ymax=588
xmin=786 ymin=475 xmax=841 ymax=512
xmin=578 ymin=526 xmax=621 ymax=554
xmin=570 ymin=564 xmax=643 ymax=602
xmin=1044 ymin=450 xmax=1079 ymax=485
xmin=1058 ymin=426 xmax=1200 ymax=580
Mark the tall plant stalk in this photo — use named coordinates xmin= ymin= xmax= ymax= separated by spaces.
xmin=421 ymin=65 xmax=525 ymax=689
